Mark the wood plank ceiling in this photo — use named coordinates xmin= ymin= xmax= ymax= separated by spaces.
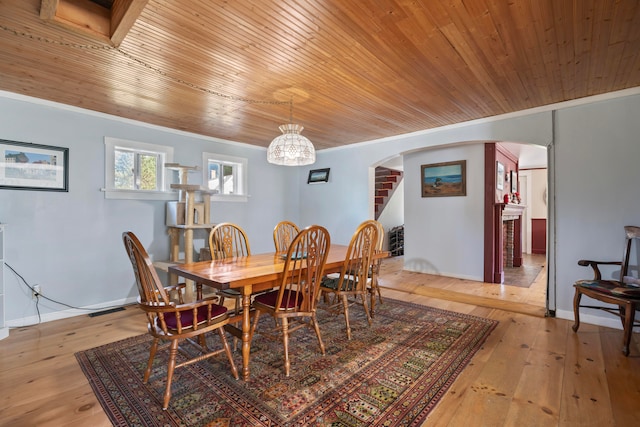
xmin=1 ymin=0 xmax=639 ymax=150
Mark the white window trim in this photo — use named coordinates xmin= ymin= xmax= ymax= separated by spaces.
xmin=104 ymin=137 xmax=176 ymax=200
xmin=202 ymin=152 xmax=248 ymax=202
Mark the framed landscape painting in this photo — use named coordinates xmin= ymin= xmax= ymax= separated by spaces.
xmin=0 ymin=139 xmax=69 ymax=192
xmin=307 ymin=168 xmax=330 ymax=184
xmin=421 ymin=160 xmax=466 ymax=197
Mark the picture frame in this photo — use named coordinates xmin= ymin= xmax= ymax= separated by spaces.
xmin=510 ymin=170 xmax=518 ymax=193
xmin=421 ymin=160 xmax=466 ymax=197
xmin=307 ymin=167 xmax=330 ymax=184
xmin=0 ymin=139 xmax=69 ymax=192
xmin=496 ymin=161 xmax=504 ymax=190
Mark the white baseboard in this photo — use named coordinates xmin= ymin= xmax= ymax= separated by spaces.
xmin=5 ymin=296 xmax=138 ymax=328
xmin=555 ymin=308 xmax=625 ymax=330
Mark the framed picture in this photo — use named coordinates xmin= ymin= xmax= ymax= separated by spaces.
xmin=496 ymin=161 xmax=504 ymax=190
xmin=421 ymin=160 xmax=466 ymax=197
xmin=307 ymin=168 xmax=330 ymax=184
xmin=510 ymin=170 xmax=518 ymax=193
xmin=0 ymin=139 xmax=69 ymax=192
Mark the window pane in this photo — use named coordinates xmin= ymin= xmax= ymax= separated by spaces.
xmin=139 ymin=153 xmax=158 ymax=190
xmin=207 ymin=161 xmax=221 ymax=193
xmin=114 ymin=150 xmax=134 ymax=189
xmin=202 ymin=152 xmax=247 ymax=200
xmin=223 ymin=164 xmax=235 ymax=194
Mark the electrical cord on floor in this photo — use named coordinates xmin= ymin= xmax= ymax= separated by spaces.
xmin=5 ymin=262 xmax=129 ymax=327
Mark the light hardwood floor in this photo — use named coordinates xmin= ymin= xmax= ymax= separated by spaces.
xmin=1 ymin=257 xmax=638 ymax=426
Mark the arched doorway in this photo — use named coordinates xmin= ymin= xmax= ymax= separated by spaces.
xmin=370 ymin=141 xmax=550 ymax=313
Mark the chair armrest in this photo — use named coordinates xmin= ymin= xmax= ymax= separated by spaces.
xmin=163 ymin=283 xmax=188 ymax=304
xmin=139 ymin=300 xmax=176 ymax=310
xmin=163 ymin=283 xmax=187 ymax=293
xmin=577 ymin=259 xmax=621 ymax=280
xmin=140 ymin=296 xmax=221 ymax=315
xmin=174 ymin=295 xmax=222 ymax=311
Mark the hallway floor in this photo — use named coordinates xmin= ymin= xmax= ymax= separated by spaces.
xmin=378 ymin=254 xmax=547 ymax=317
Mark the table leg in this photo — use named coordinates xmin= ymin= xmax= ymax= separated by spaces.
xmin=241 ymin=291 xmax=252 ymax=381
xmin=370 ymin=282 xmax=376 ymax=318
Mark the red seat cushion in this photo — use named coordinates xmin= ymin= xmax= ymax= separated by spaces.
xmin=575 ymin=280 xmax=640 ymax=299
xmin=163 ymin=304 xmax=227 ymax=329
xmin=254 ymin=290 xmax=301 ymax=309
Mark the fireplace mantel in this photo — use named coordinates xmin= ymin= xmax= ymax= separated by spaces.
xmin=501 ymin=203 xmax=525 ymax=221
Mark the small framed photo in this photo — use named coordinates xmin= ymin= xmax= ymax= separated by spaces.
xmin=496 ymin=161 xmax=504 ymax=190
xmin=510 ymin=170 xmax=518 ymax=193
xmin=421 ymin=160 xmax=466 ymax=197
xmin=307 ymin=168 xmax=330 ymax=184
xmin=0 ymin=139 xmax=69 ymax=192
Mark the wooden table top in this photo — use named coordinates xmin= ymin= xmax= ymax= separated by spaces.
xmin=169 ymin=245 xmax=388 ymax=290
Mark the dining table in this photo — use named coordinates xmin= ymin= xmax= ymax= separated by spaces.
xmin=169 ymin=244 xmax=389 ymax=381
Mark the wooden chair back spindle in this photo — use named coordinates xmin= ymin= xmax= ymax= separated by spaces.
xmin=209 ymin=222 xmax=251 ymax=259
xmin=273 ymin=220 xmax=300 ymax=253
xmin=319 ymin=220 xmax=379 ymax=339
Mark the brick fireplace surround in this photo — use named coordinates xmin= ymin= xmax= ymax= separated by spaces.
xmin=501 ymin=203 xmax=525 ymax=272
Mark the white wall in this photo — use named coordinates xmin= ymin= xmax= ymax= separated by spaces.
xmin=403 ymin=144 xmax=485 ymax=280
xmin=302 ymin=111 xmax=552 ymax=245
xmin=0 ymin=92 xmax=301 ymax=325
xmin=553 ymin=94 xmax=640 ymax=326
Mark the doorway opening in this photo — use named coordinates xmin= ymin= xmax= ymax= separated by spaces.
xmin=370 ymin=142 xmax=548 ymax=312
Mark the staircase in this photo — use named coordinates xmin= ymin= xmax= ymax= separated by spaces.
xmin=375 ymin=167 xmax=403 ymax=220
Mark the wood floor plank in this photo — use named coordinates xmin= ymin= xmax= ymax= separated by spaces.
xmin=502 ymin=318 xmax=569 ymax=426
xmin=600 ymin=330 xmax=640 ymax=427
xmin=442 ymin=313 xmax=542 ymax=426
xmin=560 ymin=324 xmax=615 ymax=426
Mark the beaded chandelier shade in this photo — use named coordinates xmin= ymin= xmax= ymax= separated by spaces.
xmin=267 ymin=99 xmax=315 ymax=166
xmin=267 ymin=123 xmax=315 ymax=166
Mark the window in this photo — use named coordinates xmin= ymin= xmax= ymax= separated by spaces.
xmin=104 ymin=137 xmax=174 ymax=200
xmin=202 ymin=152 xmax=248 ymax=202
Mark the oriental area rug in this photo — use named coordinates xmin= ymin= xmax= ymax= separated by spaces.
xmin=76 ymin=298 xmax=497 ymax=426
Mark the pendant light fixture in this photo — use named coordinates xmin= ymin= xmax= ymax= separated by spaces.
xmin=267 ymin=98 xmax=315 ymax=166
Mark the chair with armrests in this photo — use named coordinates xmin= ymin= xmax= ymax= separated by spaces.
xmin=319 ymin=220 xmax=379 ymax=339
xmin=249 ymin=225 xmax=330 ymax=376
xmin=273 ymin=220 xmax=300 ymax=253
xmin=207 ymin=222 xmax=251 ymax=313
xmin=122 ymin=231 xmax=238 ymax=410
xmin=572 ymin=225 xmax=640 ymax=356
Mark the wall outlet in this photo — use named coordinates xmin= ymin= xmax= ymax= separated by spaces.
xmin=32 ymin=284 xmax=41 ymax=299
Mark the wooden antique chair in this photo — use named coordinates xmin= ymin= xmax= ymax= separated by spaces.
xmin=366 ymin=219 xmax=385 ymax=317
xmin=319 ymin=220 xmax=379 ymax=339
xmin=249 ymin=225 xmax=331 ymax=376
xmin=122 ymin=232 xmax=238 ymax=409
xmin=207 ymin=222 xmax=252 ymax=313
xmin=572 ymin=225 xmax=640 ymax=356
xmin=209 ymin=222 xmax=251 ymax=260
xmin=273 ymin=220 xmax=300 ymax=253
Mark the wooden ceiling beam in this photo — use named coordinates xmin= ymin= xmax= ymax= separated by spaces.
xmin=39 ymin=0 xmax=147 ymax=46
xmin=111 ymin=0 xmax=149 ymax=46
